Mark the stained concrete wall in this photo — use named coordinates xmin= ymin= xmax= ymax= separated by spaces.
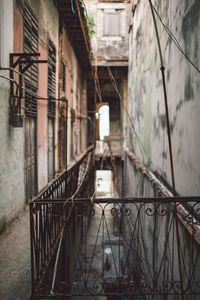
xmin=127 ymin=0 xmax=200 ymax=195
xmin=0 ymin=0 xmax=25 ymax=232
xmin=0 ymin=0 xmax=70 ymax=230
xmin=124 ymin=0 xmax=200 ymax=290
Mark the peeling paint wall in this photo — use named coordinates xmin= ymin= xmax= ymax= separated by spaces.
xmin=0 ymin=0 xmax=25 ymax=232
xmin=126 ymin=0 xmax=200 ymax=195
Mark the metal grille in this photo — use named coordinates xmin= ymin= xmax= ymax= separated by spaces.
xmin=24 ymin=2 xmax=38 ymax=117
xmin=48 ymin=40 xmax=56 ymax=118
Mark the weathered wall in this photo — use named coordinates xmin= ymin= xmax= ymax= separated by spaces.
xmin=124 ymin=1 xmax=200 ymax=292
xmin=0 ymin=0 xmax=25 ymax=232
xmin=0 ymin=0 xmax=60 ymax=230
xmin=85 ymin=0 xmax=131 ymax=65
xmin=127 ymin=0 xmax=200 ymax=195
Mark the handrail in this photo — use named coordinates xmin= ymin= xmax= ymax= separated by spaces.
xmin=29 ymin=145 xmax=94 ymax=296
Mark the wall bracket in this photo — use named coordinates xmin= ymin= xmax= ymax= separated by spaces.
xmin=9 ymin=53 xmax=47 ymax=127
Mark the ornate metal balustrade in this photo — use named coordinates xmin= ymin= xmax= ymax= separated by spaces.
xmin=30 ymin=195 xmax=200 ymax=299
xmin=29 ymin=146 xmax=94 ymax=298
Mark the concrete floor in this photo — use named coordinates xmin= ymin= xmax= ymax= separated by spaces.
xmin=0 ymin=206 xmax=31 ymax=300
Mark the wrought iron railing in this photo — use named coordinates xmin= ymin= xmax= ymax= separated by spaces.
xmin=30 ymin=195 xmax=200 ymax=299
xmin=29 ymin=146 xmax=94 ymax=297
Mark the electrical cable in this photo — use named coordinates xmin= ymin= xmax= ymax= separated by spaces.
xmin=0 ymin=74 xmax=16 ymax=83
xmin=71 ymin=0 xmax=76 ymax=14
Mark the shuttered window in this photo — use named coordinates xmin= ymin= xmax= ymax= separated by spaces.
xmin=62 ymin=61 xmax=66 ymax=92
xmin=24 ymin=3 xmax=38 ymax=201
xmin=104 ymin=12 xmax=121 ymax=36
xmin=24 ymin=2 xmax=38 ymax=117
xmin=48 ymin=40 xmax=56 ymax=118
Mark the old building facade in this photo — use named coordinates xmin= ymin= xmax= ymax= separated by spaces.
xmin=0 ymin=0 xmax=92 ymax=232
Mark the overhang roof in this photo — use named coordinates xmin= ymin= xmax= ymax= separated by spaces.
xmin=55 ymin=0 xmax=92 ymax=70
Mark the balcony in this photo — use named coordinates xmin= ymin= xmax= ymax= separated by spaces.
xmin=30 ymin=147 xmax=200 ymax=299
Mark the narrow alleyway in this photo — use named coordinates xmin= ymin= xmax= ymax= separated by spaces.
xmin=0 ymin=0 xmax=200 ymax=299
xmin=72 ymin=171 xmax=122 ymax=299
xmin=0 ymin=207 xmax=31 ymax=300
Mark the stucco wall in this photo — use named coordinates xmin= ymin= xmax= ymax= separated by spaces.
xmin=127 ymin=0 xmax=200 ymax=195
xmin=0 ymin=0 xmax=25 ymax=232
xmin=0 ymin=0 xmax=60 ymax=230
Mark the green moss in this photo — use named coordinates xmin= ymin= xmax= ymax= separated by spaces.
xmin=86 ymin=16 xmax=95 ymax=37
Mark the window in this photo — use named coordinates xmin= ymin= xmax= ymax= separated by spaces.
xmin=24 ymin=2 xmax=38 ymax=117
xmin=47 ymin=39 xmax=56 ymax=181
xmin=48 ymin=39 xmax=56 ymax=118
xmin=24 ymin=3 xmax=38 ymax=201
xmin=104 ymin=12 xmax=120 ymax=36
